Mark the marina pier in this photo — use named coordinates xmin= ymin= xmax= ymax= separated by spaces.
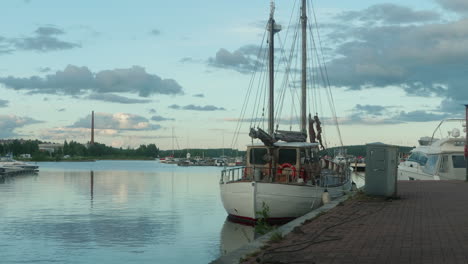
xmin=217 ymin=181 xmax=468 ymax=264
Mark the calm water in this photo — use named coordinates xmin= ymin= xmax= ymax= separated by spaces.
xmin=0 ymin=160 xmax=229 ymax=264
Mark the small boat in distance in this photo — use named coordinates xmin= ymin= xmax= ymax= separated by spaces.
xmin=0 ymin=155 xmax=39 ymax=176
xmin=220 ymin=0 xmax=351 ymax=224
xmin=398 ymin=119 xmax=466 ymax=181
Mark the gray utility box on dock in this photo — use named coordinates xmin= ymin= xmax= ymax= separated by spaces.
xmin=365 ymin=143 xmax=399 ymax=197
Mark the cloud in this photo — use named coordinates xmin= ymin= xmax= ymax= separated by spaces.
xmin=148 ymin=108 xmax=156 ymax=114
xmin=0 ymin=99 xmax=8 ymax=107
xmin=151 ymin=115 xmax=175 ymax=122
xmin=69 ymin=112 xmax=161 ymax=131
xmin=8 ymin=26 xmax=80 ymax=52
xmin=0 ymin=115 xmax=43 ymax=138
xmin=40 ymin=127 xmax=119 ymax=142
xmin=38 ymin=67 xmax=52 ymax=73
xmin=337 ymin=4 xmax=440 ymax=24
xmin=208 ymin=45 xmax=264 ymax=73
xmin=87 ymin=93 xmax=152 ymax=104
xmin=353 ymin=104 xmax=386 ymax=116
xmin=57 ymin=108 xmax=66 ymax=112
xmin=393 ymin=110 xmax=449 ymax=122
xmin=35 ymin=26 xmax=65 ymax=36
xmin=0 ymin=65 xmax=184 ymax=98
xmin=323 ymin=14 xmax=468 ymax=114
xmin=193 ymin=93 xmax=204 ymax=98
xmin=169 ymin=104 xmax=226 ymax=111
xmin=150 ymin=29 xmax=161 ymax=36
xmin=437 ymin=0 xmax=468 ymax=14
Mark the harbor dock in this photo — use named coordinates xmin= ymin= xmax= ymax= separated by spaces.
xmin=232 ymin=181 xmax=468 ymax=264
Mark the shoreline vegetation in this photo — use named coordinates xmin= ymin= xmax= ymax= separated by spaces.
xmin=1 ymin=139 xmax=413 ymax=162
xmin=0 ymin=139 xmax=246 ymax=162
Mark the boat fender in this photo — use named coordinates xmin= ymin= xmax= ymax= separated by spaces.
xmin=320 ymin=159 xmax=327 ymax=169
xmin=299 ymin=167 xmax=306 ymax=182
xmin=277 ymin=163 xmax=297 ymax=178
xmin=322 ymin=189 xmax=330 ymax=204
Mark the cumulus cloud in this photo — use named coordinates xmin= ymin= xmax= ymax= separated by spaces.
xmin=322 ymin=7 xmax=468 ymax=115
xmin=40 ymin=127 xmax=118 ymax=141
xmin=208 ymin=45 xmax=264 ymax=73
xmin=337 ymin=4 xmax=440 ymax=24
xmin=69 ymin=112 xmax=161 ymax=131
xmin=148 ymin=108 xmax=156 ymax=114
xmin=87 ymin=93 xmax=152 ymax=104
xmin=0 ymin=99 xmax=8 ymax=107
xmin=0 ymin=115 xmax=43 ymax=137
xmin=353 ymin=104 xmax=386 ymax=116
xmin=437 ymin=0 xmax=468 ymax=14
xmin=0 ymin=26 xmax=81 ymax=53
xmin=0 ymin=65 xmax=184 ymax=98
xmin=38 ymin=67 xmax=51 ymax=73
xmin=169 ymin=104 xmax=226 ymax=111
xmin=151 ymin=115 xmax=175 ymax=121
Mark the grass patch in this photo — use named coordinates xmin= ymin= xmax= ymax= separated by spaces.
xmin=269 ymin=231 xmax=284 ymax=243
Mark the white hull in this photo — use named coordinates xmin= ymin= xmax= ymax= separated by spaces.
xmin=220 ymin=180 xmax=351 ymax=221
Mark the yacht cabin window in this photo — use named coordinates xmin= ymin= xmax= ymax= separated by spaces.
xmin=422 ymin=155 xmax=439 ymax=175
xmin=408 ymin=152 xmax=428 ymax=166
xmin=249 ymin=148 xmax=268 ymax=165
xmin=278 ymin=149 xmax=297 ymax=165
xmin=452 ymin=155 xmax=466 ymax=168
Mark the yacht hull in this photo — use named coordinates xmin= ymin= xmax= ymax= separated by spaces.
xmin=220 ymin=180 xmax=351 ymax=223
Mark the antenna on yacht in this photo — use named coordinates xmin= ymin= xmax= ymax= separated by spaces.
xmin=270 ymin=0 xmax=275 ymax=18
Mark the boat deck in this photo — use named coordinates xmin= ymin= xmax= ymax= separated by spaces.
xmin=0 ymin=167 xmax=38 ymax=178
xmin=241 ymin=181 xmax=468 ymax=264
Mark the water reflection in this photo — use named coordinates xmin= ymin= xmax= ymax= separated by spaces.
xmin=0 ymin=161 xmax=227 ymax=264
xmin=220 ymin=219 xmax=257 ymax=255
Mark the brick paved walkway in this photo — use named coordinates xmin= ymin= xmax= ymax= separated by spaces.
xmin=244 ymin=181 xmax=468 ymax=264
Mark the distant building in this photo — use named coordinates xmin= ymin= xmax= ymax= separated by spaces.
xmin=39 ymin=143 xmax=64 ymax=153
xmin=19 ymin=154 xmax=31 ymax=159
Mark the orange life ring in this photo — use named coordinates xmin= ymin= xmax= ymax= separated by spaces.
xmin=277 ymin=163 xmax=297 ymax=178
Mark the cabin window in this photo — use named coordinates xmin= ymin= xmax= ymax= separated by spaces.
xmin=278 ymin=149 xmax=297 ymax=165
xmin=452 ymin=155 xmax=466 ymax=168
xmin=409 ymin=152 xmax=428 ymax=166
xmin=407 ymin=152 xmax=419 ymax=163
xmin=422 ymin=155 xmax=438 ymax=175
xmin=249 ymin=148 xmax=268 ymax=165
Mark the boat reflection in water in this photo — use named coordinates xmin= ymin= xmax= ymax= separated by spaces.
xmin=220 ymin=219 xmax=258 ymax=255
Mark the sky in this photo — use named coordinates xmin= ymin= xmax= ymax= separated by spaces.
xmin=0 ymin=0 xmax=467 ymax=150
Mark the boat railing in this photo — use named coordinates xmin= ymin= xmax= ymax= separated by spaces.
xmin=220 ymin=166 xmax=246 ymax=183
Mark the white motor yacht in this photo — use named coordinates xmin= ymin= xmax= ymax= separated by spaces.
xmin=398 ymin=119 xmax=466 ymax=181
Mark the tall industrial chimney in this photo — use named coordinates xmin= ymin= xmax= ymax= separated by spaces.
xmin=91 ymin=111 xmax=95 ymax=145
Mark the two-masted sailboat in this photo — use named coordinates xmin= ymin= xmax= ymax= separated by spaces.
xmin=219 ymin=0 xmax=352 ymax=223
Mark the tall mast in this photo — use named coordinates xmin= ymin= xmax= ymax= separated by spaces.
xmin=300 ymin=0 xmax=307 ymax=133
xmin=268 ymin=0 xmax=281 ymax=136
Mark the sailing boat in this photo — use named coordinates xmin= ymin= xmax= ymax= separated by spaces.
xmin=219 ymin=0 xmax=352 ymax=223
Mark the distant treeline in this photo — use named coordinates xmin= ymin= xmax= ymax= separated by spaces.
xmin=0 ymin=139 xmax=414 ymax=161
xmin=0 ymin=139 xmax=245 ymax=161
xmin=0 ymin=140 xmax=41 ymax=157
xmin=0 ymin=139 xmax=160 ymax=161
